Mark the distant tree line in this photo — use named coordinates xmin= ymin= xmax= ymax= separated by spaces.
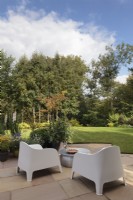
xmin=0 ymin=42 xmax=133 ymax=128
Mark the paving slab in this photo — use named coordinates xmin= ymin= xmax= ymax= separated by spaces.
xmin=31 ymin=169 xmax=55 ymax=186
xmin=0 ymin=167 xmax=17 ymax=178
xmin=0 ymin=144 xmax=133 ymax=200
xmin=59 ymin=178 xmax=92 ymax=198
xmin=0 ymin=158 xmax=17 ymax=169
xmin=105 ymin=184 xmax=133 ymax=200
xmin=0 ymin=175 xmax=31 ymax=193
xmin=0 ymin=168 xmax=57 ymax=193
xmin=11 ymin=182 xmax=68 ymax=200
xmin=68 ymin=197 xmax=81 ymax=200
xmin=51 ymin=167 xmax=71 ymax=181
xmin=0 ymin=191 xmax=11 ymax=200
xmin=79 ymin=193 xmax=108 ymax=200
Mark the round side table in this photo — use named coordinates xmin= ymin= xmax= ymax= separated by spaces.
xmin=59 ymin=148 xmax=90 ymax=168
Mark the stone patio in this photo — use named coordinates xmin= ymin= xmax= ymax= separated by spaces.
xmin=0 ymin=144 xmax=133 ymax=200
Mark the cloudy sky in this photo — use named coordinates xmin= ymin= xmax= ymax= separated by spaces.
xmin=0 ymin=0 xmax=133 ymax=83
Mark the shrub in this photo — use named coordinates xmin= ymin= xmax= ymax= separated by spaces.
xmin=118 ymin=124 xmax=130 ymax=128
xmin=48 ymin=118 xmax=72 ymax=143
xmin=30 ymin=122 xmax=49 ymax=130
xmin=69 ymin=119 xmax=81 ymax=126
xmin=18 ymin=122 xmax=31 ymax=129
xmin=29 ymin=127 xmax=52 ymax=147
xmin=118 ymin=114 xmax=128 ymax=125
xmin=10 ymin=132 xmax=22 ymax=153
xmin=107 ymin=122 xmax=114 ymax=127
xmin=0 ymin=135 xmax=11 ymax=152
xmin=29 ymin=118 xmax=73 ymax=148
xmin=128 ymin=116 xmax=133 ymax=126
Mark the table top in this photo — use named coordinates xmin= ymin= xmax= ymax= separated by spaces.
xmin=59 ymin=147 xmax=90 ymax=157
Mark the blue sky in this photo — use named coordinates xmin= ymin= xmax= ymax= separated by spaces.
xmin=0 ymin=0 xmax=132 ymax=81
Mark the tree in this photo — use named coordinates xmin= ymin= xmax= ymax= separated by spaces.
xmin=113 ymin=74 xmax=133 ymax=116
xmin=12 ymin=53 xmax=87 ymax=122
xmin=0 ymin=50 xmax=15 ymax=129
xmin=83 ymin=43 xmax=133 ymax=126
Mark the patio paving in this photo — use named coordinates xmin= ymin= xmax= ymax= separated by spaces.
xmin=0 ymin=144 xmax=133 ymax=200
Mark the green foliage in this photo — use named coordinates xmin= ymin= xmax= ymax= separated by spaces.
xmin=10 ymin=138 xmax=21 ymax=152
xmin=1 ymin=43 xmax=133 ymax=128
xmin=69 ymin=119 xmax=81 ymax=126
xmin=10 ymin=122 xmax=21 ymax=136
xmin=10 ymin=132 xmax=22 ymax=153
xmin=29 ymin=127 xmax=52 ymax=147
xmin=0 ymin=50 xmax=15 ymax=124
xmin=118 ymin=114 xmax=128 ymax=125
xmin=107 ymin=122 xmax=114 ymax=127
xmin=0 ymin=135 xmax=11 ymax=152
xmin=108 ymin=113 xmax=120 ymax=126
xmin=30 ymin=122 xmax=49 ymax=130
xmin=128 ymin=116 xmax=133 ymax=126
xmin=0 ymin=123 xmax=5 ymax=135
xmin=29 ymin=118 xmax=73 ymax=147
xmin=19 ymin=122 xmax=31 ymax=129
xmin=108 ymin=113 xmax=132 ymax=127
xmin=48 ymin=118 xmax=72 ymax=143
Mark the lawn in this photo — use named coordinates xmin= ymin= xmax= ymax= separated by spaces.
xmin=71 ymin=127 xmax=133 ymax=154
xmin=20 ymin=126 xmax=133 ymax=154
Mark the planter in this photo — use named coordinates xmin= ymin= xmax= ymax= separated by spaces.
xmin=0 ymin=151 xmax=9 ymax=162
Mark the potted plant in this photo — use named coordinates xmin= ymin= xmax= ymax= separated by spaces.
xmin=48 ymin=118 xmax=72 ymax=149
xmin=29 ymin=118 xmax=73 ymax=150
xmin=0 ymin=135 xmax=11 ymax=162
xmin=10 ymin=134 xmax=21 ymax=157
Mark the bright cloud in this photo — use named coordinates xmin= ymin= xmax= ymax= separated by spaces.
xmin=116 ymin=75 xmax=128 ymax=84
xmin=0 ymin=4 xmax=115 ymax=63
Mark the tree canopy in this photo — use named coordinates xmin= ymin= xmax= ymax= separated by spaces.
xmin=0 ymin=42 xmax=133 ymax=127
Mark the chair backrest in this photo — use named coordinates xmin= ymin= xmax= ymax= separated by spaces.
xmin=96 ymin=146 xmax=124 ymax=181
xmin=18 ymin=141 xmax=33 ymax=169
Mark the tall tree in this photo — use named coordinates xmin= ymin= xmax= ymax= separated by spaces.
xmin=0 ymin=50 xmax=15 ymax=128
xmin=83 ymin=43 xmax=133 ymax=126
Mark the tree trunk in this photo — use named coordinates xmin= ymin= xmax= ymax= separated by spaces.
xmin=56 ymin=109 xmax=59 ymax=121
xmin=33 ymin=106 xmax=36 ymax=123
xmin=38 ymin=104 xmax=41 ymax=123
xmin=21 ymin=109 xmax=24 ymax=123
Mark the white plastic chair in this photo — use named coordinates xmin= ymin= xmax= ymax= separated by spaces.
xmin=17 ymin=141 xmax=62 ymax=181
xmin=71 ymin=146 xmax=125 ymax=195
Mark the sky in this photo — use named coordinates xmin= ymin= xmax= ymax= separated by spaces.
xmin=0 ymin=0 xmax=133 ymax=83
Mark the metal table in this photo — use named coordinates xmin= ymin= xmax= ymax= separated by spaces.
xmin=59 ymin=148 xmax=90 ymax=168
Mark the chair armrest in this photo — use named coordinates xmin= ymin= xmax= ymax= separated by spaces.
xmin=29 ymin=148 xmax=61 ymax=169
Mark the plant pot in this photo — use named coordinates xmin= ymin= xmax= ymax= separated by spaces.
xmin=0 ymin=151 xmax=9 ymax=162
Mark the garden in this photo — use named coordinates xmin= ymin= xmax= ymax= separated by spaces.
xmin=0 ymin=43 xmax=133 ymax=159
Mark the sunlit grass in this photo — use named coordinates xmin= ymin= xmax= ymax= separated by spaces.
xmin=71 ymin=127 xmax=133 ymax=153
xmin=7 ymin=127 xmax=133 ymax=154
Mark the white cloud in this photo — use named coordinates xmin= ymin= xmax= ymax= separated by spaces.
xmin=0 ymin=4 xmax=115 ymax=63
xmin=116 ymin=75 xmax=128 ymax=84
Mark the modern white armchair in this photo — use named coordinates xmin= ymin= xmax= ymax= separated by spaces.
xmin=71 ymin=146 xmax=125 ymax=195
xmin=17 ymin=141 xmax=62 ymax=181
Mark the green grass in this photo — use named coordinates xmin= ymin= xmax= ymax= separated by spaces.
xmin=15 ymin=127 xmax=133 ymax=154
xmin=71 ymin=127 xmax=133 ymax=154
